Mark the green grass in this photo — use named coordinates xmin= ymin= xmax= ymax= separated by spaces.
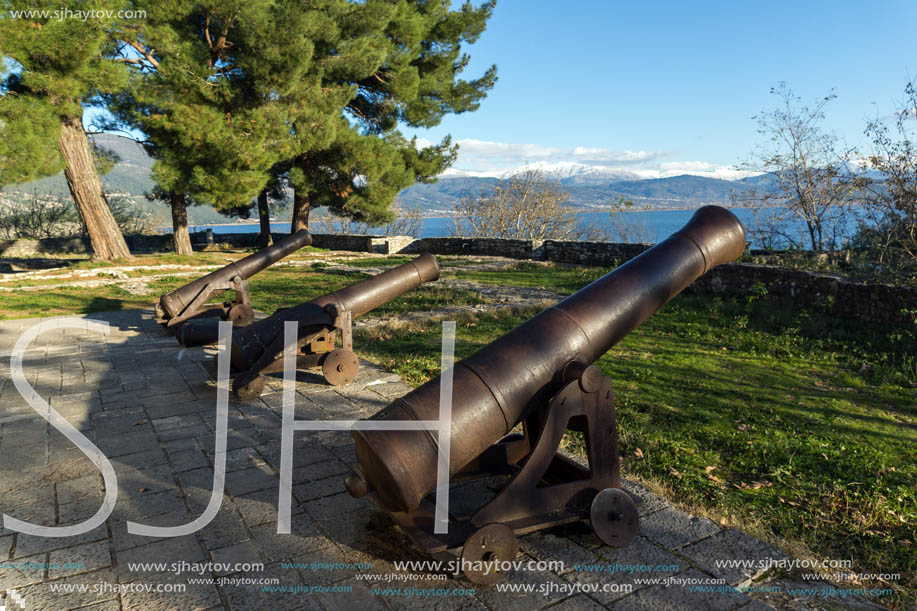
xmin=245 ymin=268 xmax=368 ymax=313
xmin=327 ymin=255 xmax=420 ymax=268
xmin=247 ymin=267 xmax=487 ymax=317
xmin=598 ymin=295 xmax=915 ymax=597
xmin=0 ymin=287 xmax=152 ymax=318
xmin=327 ymin=255 xmax=487 ymax=269
xmin=354 ymin=279 xmax=916 ymax=607
xmin=65 ymin=251 xmax=240 ymax=269
xmin=453 ymin=261 xmax=613 ymax=293
xmin=0 ymin=258 xmax=487 ymax=321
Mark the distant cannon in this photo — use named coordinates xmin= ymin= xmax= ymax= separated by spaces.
xmin=343 ymin=206 xmax=746 ymax=584
xmin=228 ymin=253 xmax=441 ymax=399
xmin=154 ymin=229 xmax=312 ymax=328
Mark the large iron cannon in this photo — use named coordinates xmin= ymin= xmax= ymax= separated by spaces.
xmin=228 ymin=253 xmax=440 ymax=399
xmin=343 ymin=206 xmax=746 ymax=584
xmin=155 ymin=229 xmax=312 ymax=328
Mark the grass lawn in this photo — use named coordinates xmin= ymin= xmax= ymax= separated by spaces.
xmin=0 ymin=251 xmax=489 ymax=320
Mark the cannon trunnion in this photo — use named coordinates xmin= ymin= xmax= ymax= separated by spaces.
xmin=343 ymin=206 xmax=746 ymax=584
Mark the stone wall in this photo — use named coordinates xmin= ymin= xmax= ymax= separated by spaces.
xmin=0 ymin=231 xmax=306 ymax=255
xmin=309 ymin=233 xmax=372 ymax=252
xmin=400 ymin=236 xmax=651 ymax=264
xmin=694 ymin=264 xmax=915 ymax=324
xmin=0 ymin=232 xmax=421 ymax=256
xmin=402 ymin=236 xmax=538 ymax=259
xmin=537 ymin=240 xmax=650 ymax=265
xmin=373 ymin=235 xmax=415 ymax=254
xmin=2 ymin=231 xmax=913 ymax=324
xmin=0 ymin=237 xmax=94 ymax=256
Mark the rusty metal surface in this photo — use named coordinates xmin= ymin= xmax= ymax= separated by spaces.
xmin=176 ymin=319 xmax=226 ymax=348
xmin=322 ymin=348 xmax=359 ymax=386
xmin=350 ymin=206 xmax=746 ymax=513
xmin=460 ymin=524 xmax=518 ymax=585
xmin=226 ymin=254 xmax=440 ymax=395
xmin=226 ymin=303 xmax=255 ymax=326
xmin=229 ymin=253 xmax=440 ymax=373
xmin=309 ymin=252 xmax=440 ymax=318
xmin=591 ymin=488 xmax=640 ymax=547
xmin=368 ymin=366 xmax=643 ymax=558
xmin=158 ymin=229 xmax=312 ymax=320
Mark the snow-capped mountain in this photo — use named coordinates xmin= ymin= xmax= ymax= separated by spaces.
xmin=500 ymin=161 xmax=641 ymax=183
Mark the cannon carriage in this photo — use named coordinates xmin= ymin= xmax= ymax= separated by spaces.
xmin=227 ymin=253 xmax=441 ymax=399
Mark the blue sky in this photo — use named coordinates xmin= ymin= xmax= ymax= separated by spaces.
xmin=407 ymin=0 xmax=917 ymax=179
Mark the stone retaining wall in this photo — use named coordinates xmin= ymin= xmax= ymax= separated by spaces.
xmin=1 ymin=232 xmax=913 ymax=324
xmin=537 ymin=240 xmax=650 ymax=264
xmin=695 ymin=264 xmax=915 ymax=324
xmin=401 ymin=236 xmax=538 ymax=259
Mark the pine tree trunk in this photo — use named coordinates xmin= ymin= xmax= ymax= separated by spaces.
xmin=57 ymin=114 xmax=133 ymax=261
xmin=170 ymin=192 xmax=193 ymax=255
xmin=291 ymin=187 xmax=311 ymax=233
xmin=257 ymin=191 xmax=273 ymax=248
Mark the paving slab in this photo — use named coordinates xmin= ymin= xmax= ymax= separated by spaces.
xmin=0 ymin=552 xmax=47 ymax=590
xmin=16 ymin=568 xmax=120 ymax=611
xmin=680 ymin=528 xmax=788 ymax=587
xmin=561 ymin=536 xmax=685 ymax=605
xmin=47 ymin=539 xmax=112 ymax=577
xmin=638 ymin=504 xmax=721 ymax=550
xmin=0 ymin=534 xmax=12 ymax=559
xmin=611 ymin=568 xmax=753 ymax=610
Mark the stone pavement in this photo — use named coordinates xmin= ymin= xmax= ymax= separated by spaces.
xmin=0 ymin=310 xmax=879 ymax=610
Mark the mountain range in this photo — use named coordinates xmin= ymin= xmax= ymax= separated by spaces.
xmin=0 ymin=134 xmax=771 ymax=223
xmin=399 ymin=161 xmax=767 ymax=213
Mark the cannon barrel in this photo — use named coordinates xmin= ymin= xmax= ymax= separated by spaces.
xmin=157 ymin=229 xmax=312 ymax=320
xmin=230 ymin=253 xmax=440 ymax=372
xmin=348 ymin=206 xmax=746 ymax=513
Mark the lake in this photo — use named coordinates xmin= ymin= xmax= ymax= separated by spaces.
xmin=180 ymin=206 xmax=864 ymax=249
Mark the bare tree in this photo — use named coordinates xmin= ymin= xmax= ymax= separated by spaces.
xmin=450 ymin=170 xmax=601 ymax=241
xmin=312 ymin=205 xmax=424 ymax=237
xmin=606 ymin=197 xmax=651 ymax=243
xmin=743 ymin=83 xmax=857 ymax=252
xmin=0 ymin=194 xmax=82 ymax=239
xmin=858 ymin=77 xmax=917 ymax=273
xmin=0 ymin=194 xmax=155 ymax=240
xmin=108 ymin=196 xmax=158 ymax=236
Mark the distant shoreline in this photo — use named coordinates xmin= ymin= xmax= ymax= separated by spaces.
xmin=162 ymin=204 xmax=752 ymax=230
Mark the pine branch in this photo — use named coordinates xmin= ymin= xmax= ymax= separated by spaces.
xmin=123 ymin=40 xmax=159 ymax=69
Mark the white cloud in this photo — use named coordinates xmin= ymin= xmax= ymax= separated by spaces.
xmin=447 ymin=138 xmax=752 ymax=180
xmin=656 ymin=161 xmax=759 ymax=181
xmin=454 ymin=139 xmax=561 ymax=161
xmin=570 ymin=147 xmax=670 ymax=164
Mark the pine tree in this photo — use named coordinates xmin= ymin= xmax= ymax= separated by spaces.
xmin=0 ymin=1 xmax=133 ymax=260
xmin=108 ymin=0 xmax=496 ymax=245
xmin=285 ymin=0 xmax=497 ymax=231
xmin=106 ymin=0 xmax=313 ymax=253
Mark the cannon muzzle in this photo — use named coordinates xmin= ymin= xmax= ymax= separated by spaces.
xmin=349 ymin=206 xmax=746 ymax=513
xmin=157 ymin=229 xmax=312 ymax=324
